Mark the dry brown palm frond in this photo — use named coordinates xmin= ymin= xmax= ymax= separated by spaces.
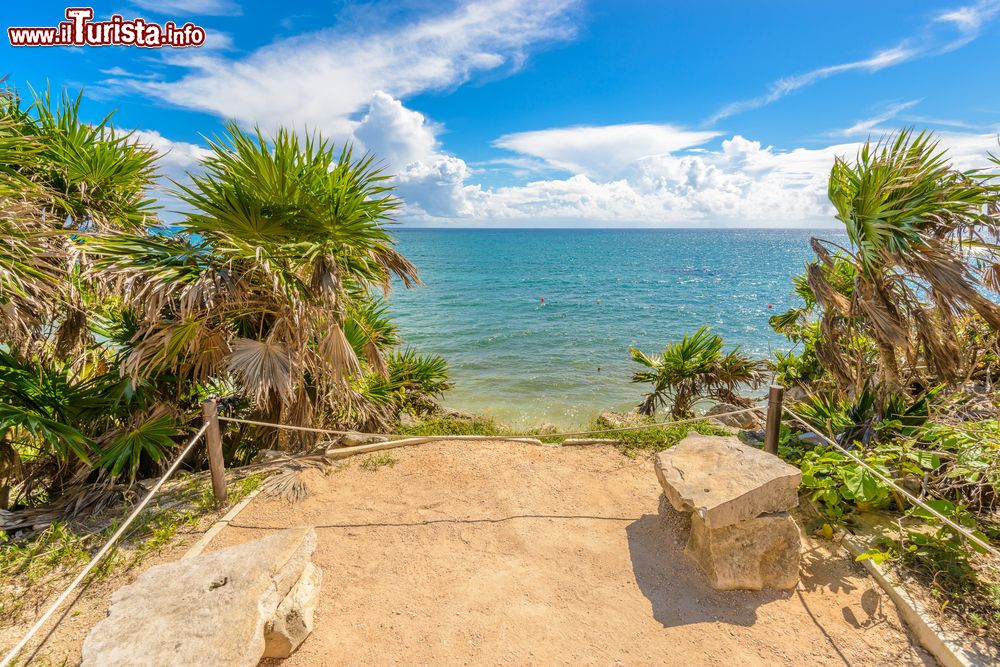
xmin=983 ymin=261 xmax=1000 ymax=294
xmin=319 ymin=322 xmax=361 ymax=381
xmin=913 ymin=307 xmax=962 ymax=381
xmin=806 ymin=263 xmax=850 ymax=315
xmin=375 ymin=247 xmax=420 ymax=290
xmin=909 ymin=249 xmax=1000 ymax=330
xmin=124 ymin=316 xmax=230 ymax=383
xmin=228 ymin=337 xmax=295 ymax=406
xmin=815 ymin=314 xmax=856 ymax=388
xmin=853 ymin=280 xmax=910 ymax=349
xmin=810 ymin=238 xmax=838 ymax=267
xmin=268 ymin=309 xmax=308 ymax=357
xmin=53 ymin=303 xmax=89 ymax=358
xmin=309 ymin=254 xmax=340 ymax=305
xmin=0 ymin=197 xmax=67 ymax=339
xmin=0 ymin=472 xmax=128 ymax=532
xmin=178 ymin=267 xmax=233 ymax=316
xmin=259 ymin=458 xmax=328 ymax=503
xmin=188 ymin=326 xmax=231 ymax=383
xmin=0 ymin=439 xmax=22 ymax=510
xmin=283 ymin=385 xmax=317 ymax=452
xmin=364 ymin=340 xmax=388 ymax=377
xmin=335 ymin=384 xmax=394 ymax=432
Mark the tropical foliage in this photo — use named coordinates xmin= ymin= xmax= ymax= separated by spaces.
xmin=0 ymin=90 xmax=449 ymax=516
xmin=629 ymin=325 xmax=767 ymax=419
xmin=771 ymin=129 xmax=1000 ymax=637
xmin=793 ymin=130 xmax=1000 ymax=391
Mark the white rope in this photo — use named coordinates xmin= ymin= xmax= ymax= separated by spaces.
xmin=782 ymin=405 xmax=999 ymax=559
xmin=217 ymin=406 xmax=763 ymax=440
xmin=0 ymin=423 xmax=212 ymax=667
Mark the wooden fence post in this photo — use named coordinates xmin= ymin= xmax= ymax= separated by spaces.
xmin=764 ymin=384 xmax=784 ymax=456
xmin=202 ymin=398 xmax=227 ymax=504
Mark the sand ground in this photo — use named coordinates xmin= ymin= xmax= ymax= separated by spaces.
xmin=196 ymin=440 xmax=935 ymax=667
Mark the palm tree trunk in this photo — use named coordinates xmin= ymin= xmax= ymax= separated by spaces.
xmin=877 ymin=341 xmax=902 ymax=388
xmin=638 ymin=394 xmax=656 ymax=416
xmin=671 ymin=387 xmax=693 ymax=420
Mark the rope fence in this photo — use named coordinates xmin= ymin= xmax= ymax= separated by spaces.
xmin=6 ymin=389 xmax=996 ymax=665
xmin=216 ymin=405 xmax=765 ymax=440
xmin=0 ymin=423 xmax=211 ymax=667
xmin=782 ymin=404 xmax=1000 ymax=559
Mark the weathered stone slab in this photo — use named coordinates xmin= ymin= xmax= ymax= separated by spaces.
xmin=686 ymin=511 xmax=801 ymax=590
xmin=655 ymin=433 xmax=801 ymax=529
xmin=705 ymin=402 xmax=761 ymax=429
xmin=81 ymin=527 xmax=317 ymax=667
xmin=264 ymin=561 xmax=323 ymax=658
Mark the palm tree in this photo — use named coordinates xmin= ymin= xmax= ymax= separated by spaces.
xmin=0 ymin=89 xmax=172 ymax=509
xmin=810 ymin=129 xmax=1000 ymax=389
xmin=630 ymin=326 xmax=768 ymax=419
xmin=83 ymin=124 xmax=420 ymax=446
xmin=0 ymin=89 xmax=159 ymax=354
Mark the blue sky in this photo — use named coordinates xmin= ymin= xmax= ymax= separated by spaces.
xmin=3 ymin=0 xmax=1000 ymax=226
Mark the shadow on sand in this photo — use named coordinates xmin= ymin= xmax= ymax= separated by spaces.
xmin=625 ymin=497 xmax=790 ymax=628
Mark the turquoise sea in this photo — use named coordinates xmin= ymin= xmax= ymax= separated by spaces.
xmin=388 ymin=228 xmax=846 ymax=428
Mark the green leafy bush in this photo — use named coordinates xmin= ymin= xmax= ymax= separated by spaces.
xmin=397 ymin=414 xmax=507 ymax=438
xmin=587 ymin=413 xmax=731 ymax=458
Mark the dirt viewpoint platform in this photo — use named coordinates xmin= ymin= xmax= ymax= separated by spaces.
xmin=202 ymin=441 xmax=933 ymax=666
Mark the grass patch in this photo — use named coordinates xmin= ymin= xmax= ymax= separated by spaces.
xmin=0 ymin=472 xmax=266 ymax=626
xmin=397 ymin=412 xmax=732 ymax=456
xmin=397 ymin=414 xmax=509 ymax=437
xmin=586 ymin=414 xmax=732 ymax=458
xmin=194 ymin=473 xmax=264 ymax=512
xmin=361 ymin=453 xmax=397 ymax=471
xmin=0 ymin=522 xmax=90 ymax=583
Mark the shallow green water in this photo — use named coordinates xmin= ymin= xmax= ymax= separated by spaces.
xmin=388 ymin=228 xmax=844 ymax=428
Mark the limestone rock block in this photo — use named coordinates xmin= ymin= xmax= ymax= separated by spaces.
xmin=81 ymin=527 xmax=317 ymax=667
xmin=264 ymin=561 xmax=322 ymax=658
xmin=686 ymin=511 xmax=801 ymax=590
xmin=705 ymin=402 xmax=761 ymax=429
xmin=655 ymin=433 xmax=801 ymax=529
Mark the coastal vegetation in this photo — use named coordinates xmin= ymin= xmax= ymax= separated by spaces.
xmin=0 ymin=90 xmax=449 ymax=525
xmin=629 ymin=325 xmax=767 ymax=419
xmin=767 ymin=130 xmax=1000 ymax=636
xmin=1 ymin=83 xmax=998 ymax=644
xmin=617 ymin=128 xmax=1000 ymax=637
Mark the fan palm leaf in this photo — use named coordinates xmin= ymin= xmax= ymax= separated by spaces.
xmin=814 ymin=129 xmax=1000 ymax=388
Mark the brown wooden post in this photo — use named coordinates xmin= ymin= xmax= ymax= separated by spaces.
xmin=202 ymin=398 xmax=227 ymax=504
xmin=764 ymin=384 xmax=784 ymax=456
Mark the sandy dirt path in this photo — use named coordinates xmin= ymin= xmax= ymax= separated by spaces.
xmin=200 ymin=440 xmax=934 ymax=667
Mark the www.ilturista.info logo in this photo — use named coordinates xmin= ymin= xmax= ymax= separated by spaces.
xmin=8 ymin=7 xmax=206 ymax=48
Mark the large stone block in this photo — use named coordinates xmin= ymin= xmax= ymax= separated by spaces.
xmin=705 ymin=402 xmax=761 ymax=429
xmin=82 ymin=527 xmax=318 ymax=667
xmin=685 ymin=511 xmax=801 ymax=590
xmin=655 ymin=433 xmax=801 ymax=529
xmin=264 ymin=561 xmax=323 ymax=658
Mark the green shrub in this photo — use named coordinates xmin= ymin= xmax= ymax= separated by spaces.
xmin=587 ymin=414 xmax=731 ymax=458
xmin=397 ymin=414 xmax=508 ymax=437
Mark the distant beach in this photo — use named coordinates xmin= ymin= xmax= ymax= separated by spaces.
xmin=389 ymin=228 xmax=847 ymax=428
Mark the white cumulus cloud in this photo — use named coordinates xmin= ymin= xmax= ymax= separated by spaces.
xmin=402 ymin=125 xmax=1000 ymax=227
xmin=493 ymin=124 xmax=720 ymax=180
xmin=111 ymin=0 xmax=579 ymax=139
